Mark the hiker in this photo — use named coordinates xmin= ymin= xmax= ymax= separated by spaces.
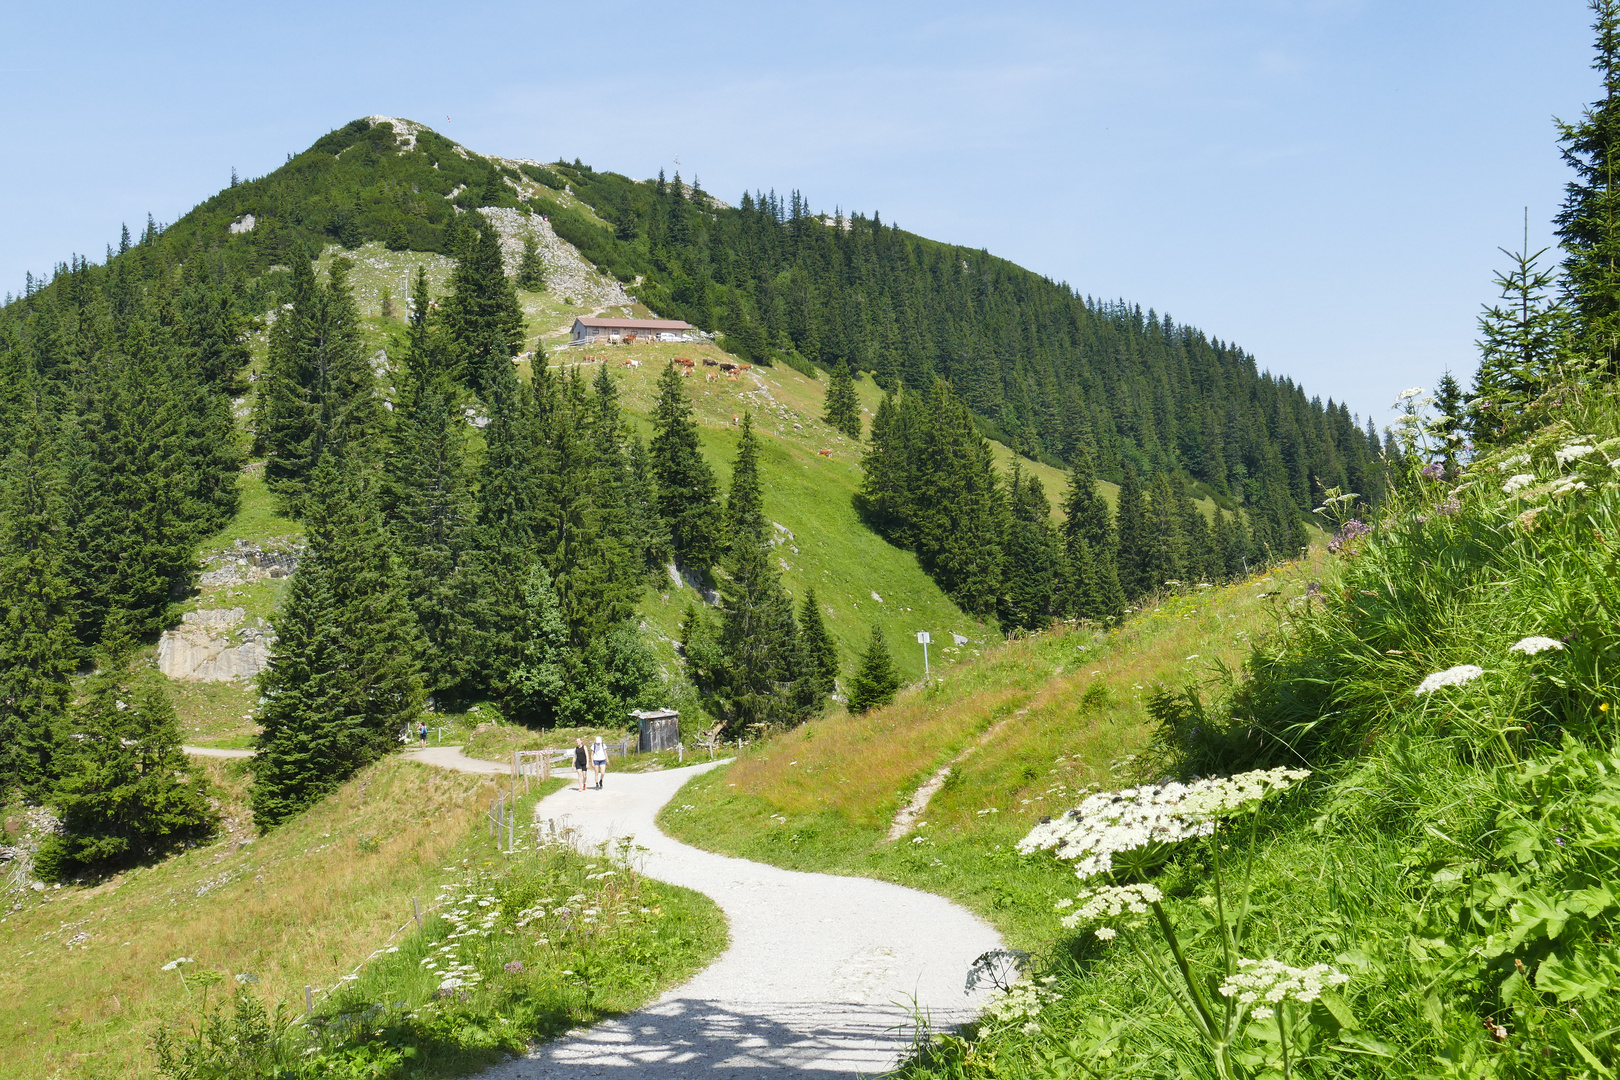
xmin=592 ymin=736 xmax=608 ymax=789
xmin=574 ymin=739 xmax=589 ymax=792
xmin=418 ymin=721 xmax=429 ymax=747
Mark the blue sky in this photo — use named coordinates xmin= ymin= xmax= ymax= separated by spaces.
xmin=2 ymin=1 xmax=1597 ymax=423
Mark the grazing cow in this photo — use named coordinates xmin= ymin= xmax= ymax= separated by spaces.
xmin=705 ymin=372 xmax=717 ymax=382
xmin=818 ymin=448 xmax=833 ymax=457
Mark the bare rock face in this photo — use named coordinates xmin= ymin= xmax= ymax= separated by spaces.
xmin=158 ymin=607 xmax=275 ymax=682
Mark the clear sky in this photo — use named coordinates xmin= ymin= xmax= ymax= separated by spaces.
xmin=2 ymin=1 xmax=1597 ymax=424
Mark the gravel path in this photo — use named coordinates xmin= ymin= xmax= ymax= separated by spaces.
xmin=182 ymin=744 xmax=523 ymax=774
xmin=181 ymin=745 xmax=254 ymax=759
xmin=479 ymin=762 xmax=1003 ymax=1080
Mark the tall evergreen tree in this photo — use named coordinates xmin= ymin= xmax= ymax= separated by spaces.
xmin=1113 ymin=468 xmax=1153 ymax=601
xmin=1059 ymin=451 xmax=1124 ymax=623
xmin=1433 ymin=371 xmax=1466 ymax=475
xmin=177 ymin=253 xmax=251 ymax=390
xmin=259 ymin=258 xmax=379 ymax=512
xmin=251 ymin=459 xmax=424 ymax=828
xmin=823 ymin=360 xmax=862 ymax=438
xmin=1000 ymin=464 xmax=1058 ymax=631
xmin=626 ymin=431 xmax=674 ymax=581
xmin=441 ymin=217 xmax=524 ymax=395
xmin=650 ymin=361 xmax=724 ymax=572
xmin=36 ymin=639 xmax=216 ymax=878
xmin=848 ymin=624 xmax=902 ymax=714
xmin=0 ymin=402 xmax=74 ymax=798
xmin=1556 ymin=0 xmax=1620 ymax=378
xmin=385 ymin=268 xmax=475 ymax=696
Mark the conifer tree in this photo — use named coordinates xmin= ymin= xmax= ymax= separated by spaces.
xmin=707 ymin=414 xmax=812 ymax=731
xmin=1059 ymin=451 xmax=1124 ymax=623
xmin=0 ymin=403 xmax=74 ymax=798
xmin=385 ymin=268 xmax=475 ymax=696
xmin=1433 ymin=371 xmax=1466 ymax=475
xmin=516 ymin=235 xmax=547 ymax=292
xmin=1556 ymin=0 xmax=1620 ymax=378
xmin=259 ymin=258 xmax=379 ymax=512
xmin=251 ymin=459 xmax=424 ymax=828
xmin=910 ymin=381 xmax=1004 ymax=620
xmin=36 ymin=638 xmax=216 ymax=878
xmin=848 ymin=624 xmax=901 ymax=714
xmin=650 ymin=362 xmax=724 ymax=571
xmin=1000 ymin=464 xmax=1058 ymax=631
xmin=1472 ymin=227 xmax=1571 ymax=442
xmin=822 ymin=360 xmax=862 ymax=438
xmin=626 ymin=432 xmax=674 ymax=581
xmin=505 ymin=563 xmax=569 ymax=724
xmin=441 ymin=217 xmax=524 ymax=395
xmin=1144 ymin=472 xmax=1187 ymax=591
xmin=1114 ymin=468 xmax=1153 ymax=600
xmin=177 ymin=254 xmax=250 ymax=390
xmin=798 ymin=587 xmax=839 ymax=699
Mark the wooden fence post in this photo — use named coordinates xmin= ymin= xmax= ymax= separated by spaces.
xmin=305 ymin=985 xmax=313 ymax=1013
xmin=412 ymin=897 xmax=420 ymax=927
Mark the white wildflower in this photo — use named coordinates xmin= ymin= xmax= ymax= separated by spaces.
xmin=1059 ymin=883 xmax=1164 ymax=927
xmin=1414 ymin=665 xmax=1484 ymax=696
xmin=1218 ymin=958 xmax=1349 ymax=1012
xmin=1548 ymin=476 xmax=1588 ymax=497
xmin=161 ymin=957 xmax=194 ymax=971
xmin=1252 ymin=1006 xmax=1275 ymax=1020
xmin=1394 ymin=387 xmax=1425 ymax=403
xmin=1019 ymin=767 xmax=1308 ymax=879
xmin=1509 ymin=636 xmax=1564 ymax=656
xmin=1497 ymin=454 xmax=1531 ymax=473
xmin=1555 ymin=443 xmax=1595 ymax=465
xmin=1502 ymin=474 xmax=1535 ymax=495
xmin=1094 ymin=927 xmax=1117 ymax=941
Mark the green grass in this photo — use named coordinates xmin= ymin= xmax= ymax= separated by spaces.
xmin=664 ymin=385 xmax=1620 ymax=1078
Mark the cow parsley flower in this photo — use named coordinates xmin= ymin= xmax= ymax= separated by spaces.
xmin=161 ymin=957 xmax=195 ymax=971
xmin=1555 ymin=443 xmax=1595 ymax=465
xmin=1218 ymin=958 xmax=1349 ymax=1007
xmin=1394 ymin=387 xmax=1425 ymax=403
xmin=1502 ymin=474 xmax=1535 ymax=495
xmin=1414 ymin=665 xmax=1484 ymax=696
xmin=1059 ymin=883 xmax=1165 ymax=928
xmin=1509 ymin=636 xmax=1564 ymax=656
xmin=1094 ymin=927 xmax=1117 ymax=941
xmin=1020 ymin=767 xmax=1309 ymax=879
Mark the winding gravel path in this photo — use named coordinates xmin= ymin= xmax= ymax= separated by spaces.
xmin=479 ymin=762 xmax=1003 ymax=1080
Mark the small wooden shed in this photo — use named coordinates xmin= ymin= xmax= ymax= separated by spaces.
xmin=631 ymin=708 xmax=681 ymax=752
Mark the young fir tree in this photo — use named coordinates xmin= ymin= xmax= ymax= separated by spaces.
xmin=1556 ymin=0 xmax=1620 ymax=378
xmin=858 ymin=388 xmax=921 ymax=546
xmin=1112 ymin=468 xmax=1154 ymax=601
xmin=1000 ymin=464 xmax=1058 ymax=631
xmin=1059 ymin=450 xmax=1125 ymax=623
xmin=441 ymin=217 xmax=524 ymax=395
xmin=848 ymin=624 xmax=902 ymax=714
xmin=650 ymin=361 xmax=724 ymax=572
xmin=251 ymin=459 xmax=424 ymax=829
xmin=0 ymin=403 xmax=74 ymax=799
xmin=384 ymin=268 xmax=476 ymax=697
xmin=822 ymin=360 xmax=862 ymax=438
xmin=515 ymin=236 xmax=547 ymax=292
xmin=36 ymin=636 xmax=216 ymax=878
xmin=798 ymin=587 xmax=839 ymax=700
xmin=1433 ymin=371 xmax=1467 ymax=475
xmin=1472 ymin=227 xmax=1571 ymax=443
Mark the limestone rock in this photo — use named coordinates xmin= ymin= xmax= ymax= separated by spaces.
xmin=158 ymin=607 xmax=275 ymax=682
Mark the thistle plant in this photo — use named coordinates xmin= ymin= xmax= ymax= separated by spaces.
xmin=1022 ymin=766 xmax=1348 ymax=1080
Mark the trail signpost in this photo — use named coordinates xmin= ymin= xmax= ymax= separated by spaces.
xmin=917 ymin=631 xmax=931 ymax=679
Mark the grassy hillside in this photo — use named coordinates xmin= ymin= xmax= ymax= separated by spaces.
xmin=660 ymin=556 xmax=1323 ymax=948
xmin=0 ymin=756 xmax=723 ymax=1078
xmin=662 ymin=385 xmax=1620 ymax=1077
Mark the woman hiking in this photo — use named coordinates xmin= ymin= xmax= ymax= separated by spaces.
xmin=573 ymin=738 xmax=589 ymax=792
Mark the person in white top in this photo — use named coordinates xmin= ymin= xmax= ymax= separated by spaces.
xmin=591 ymin=736 xmax=608 ymax=789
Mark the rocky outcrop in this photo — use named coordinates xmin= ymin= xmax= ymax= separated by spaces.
xmin=198 ymin=539 xmax=301 ymax=588
xmin=158 ymin=607 xmax=275 ymax=682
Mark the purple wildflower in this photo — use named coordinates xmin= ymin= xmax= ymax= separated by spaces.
xmin=504 ymin=961 xmax=525 ymax=974
xmin=1421 ymin=461 xmax=1445 ymax=480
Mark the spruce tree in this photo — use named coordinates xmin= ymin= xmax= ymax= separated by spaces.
xmin=1059 ymin=451 xmax=1124 ymax=623
xmin=798 ymin=588 xmax=839 ymax=699
xmin=704 ymin=414 xmax=812 ymax=731
xmin=0 ymin=403 xmax=74 ymax=799
xmin=1144 ymin=472 xmax=1187 ymax=591
xmin=441 ymin=217 xmax=524 ymax=395
xmin=1114 ymin=468 xmax=1153 ymax=601
xmin=1556 ymin=0 xmax=1620 ymax=378
xmin=36 ymin=639 xmax=216 ymax=878
xmin=909 ymin=381 xmax=1004 ymax=620
xmin=823 ymin=360 xmax=862 ymax=438
xmin=177 ymin=254 xmax=251 ymax=390
xmin=516 ymin=235 xmax=547 ymax=292
xmin=385 ymin=269 xmax=476 ymax=696
xmin=1473 ymin=227 xmax=1571 ymax=442
xmin=650 ymin=362 xmax=724 ymax=572
xmin=1433 ymin=371 xmax=1466 ymax=475
xmin=506 ymin=563 xmax=569 ymax=724
xmin=626 ymin=432 xmax=674 ymax=581
xmin=1000 ymin=464 xmax=1058 ymax=631
xmin=251 ymin=459 xmax=424 ymax=828
xmin=848 ymin=624 xmax=902 ymax=714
